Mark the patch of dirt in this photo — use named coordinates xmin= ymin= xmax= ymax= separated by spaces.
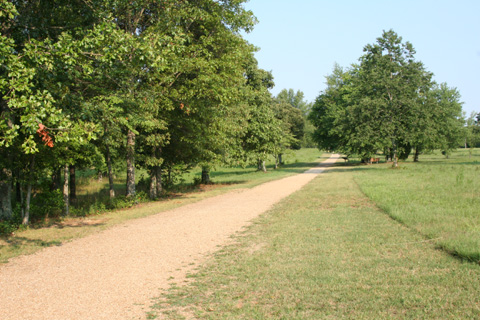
xmin=0 ymin=155 xmax=339 ymax=320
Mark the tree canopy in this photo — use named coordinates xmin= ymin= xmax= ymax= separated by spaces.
xmin=309 ymin=30 xmax=465 ymax=165
xmin=0 ymin=0 xmax=292 ymax=224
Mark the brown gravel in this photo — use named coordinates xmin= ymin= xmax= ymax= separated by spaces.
xmin=0 ymin=155 xmax=339 ymax=320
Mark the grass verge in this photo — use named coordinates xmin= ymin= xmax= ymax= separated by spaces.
xmin=149 ymin=159 xmax=480 ymax=319
xmin=0 ymin=149 xmax=326 ymax=263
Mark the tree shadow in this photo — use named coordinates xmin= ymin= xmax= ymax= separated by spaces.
xmin=2 ymin=236 xmax=62 ymax=248
xmin=411 ymin=160 xmax=480 ymax=166
xmin=210 ymin=169 xmax=257 ymax=178
xmin=51 ymin=220 xmax=107 ymax=229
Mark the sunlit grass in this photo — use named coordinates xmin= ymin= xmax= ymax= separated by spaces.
xmin=149 ymin=160 xmax=480 ymax=319
xmin=354 ymin=148 xmax=480 ymax=263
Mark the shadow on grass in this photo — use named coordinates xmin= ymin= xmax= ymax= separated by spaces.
xmin=2 ymin=236 xmax=62 ymax=248
xmin=410 ymin=160 xmax=480 ymax=166
xmin=210 ymin=169 xmax=257 ymax=178
xmin=52 ymin=221 xmax=107 ymax=229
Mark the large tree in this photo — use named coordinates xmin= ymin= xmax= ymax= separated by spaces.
xmin=310 ymin=30 xmax=463 ymax=165
xmin=354 ymin=30 xmax=434 ymax=166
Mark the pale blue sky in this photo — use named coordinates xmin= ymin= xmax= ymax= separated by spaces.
xmin=242 ymin=0 xmax=480 ymax=116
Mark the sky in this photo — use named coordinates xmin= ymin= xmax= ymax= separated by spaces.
xmin=241 ymin=0 xmax=480 ymax=116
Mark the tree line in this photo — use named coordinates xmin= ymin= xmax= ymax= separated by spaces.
xmin=309 ymin=30 xmax=479 ymax=165
xmin=0 ymin=0 xmax=310 ymax=226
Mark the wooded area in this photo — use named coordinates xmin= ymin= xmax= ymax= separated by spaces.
xmin=0 ymin=0 xmax=311 ymax=227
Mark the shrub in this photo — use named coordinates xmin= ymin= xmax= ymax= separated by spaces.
xmin=30 ymin=189 xmax=64 ymax=221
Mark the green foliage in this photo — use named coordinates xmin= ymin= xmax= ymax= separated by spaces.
xmin=29 ymin=189 xmax=64 ymax=221
xmin=1 ymin=0 xmax=281 ymax=221
xmin=274 ymin=89 xmax=307 ymax=150
xmin=309 ymin=31 xmax=465 ymax=164
xmin=465 ymin=111 xmax=480 ymax=148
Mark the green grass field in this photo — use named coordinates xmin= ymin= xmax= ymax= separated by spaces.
xmin=355 ymin=148 xmax=480 ymax=263
xmin=149 ymin=149 xmax=480 ymax=319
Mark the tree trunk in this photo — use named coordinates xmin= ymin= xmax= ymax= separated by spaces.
xmin=201 ymin=166 xmax=211 ymax=184
xmin=126 ymin=130 xmax=136 ymax=197
xmin=278 ymin=153 xmax=283 ymax=165
xmin=15 ymin=169 xmax=22 ymax=204
xmin=106 ymin=145 xmax=115 ymax=199
xmin=22 ymin=156 xmax=35 ymax=225
xmin=414 ymin=148 xmax=420 ymax=162
xmin=69 ymin=165 xmax=76 ymax=201
xmin=0 ymin=101 xmax=13 ymax=219
xmin=274 ymin=155 xmax=278 ymax=170
xmin=257 ymin=160 xmax=267 ymax=173
xmin=0 ymin=167 xmax=12 ymax=220
xmin=23 ymin=182 xmax=32 ymax=225
xmin=149 ymin=168 xmax=157 ymax=200
xmin=63 ymin=164 xmax=69 ymax=216
xmin=51 ymin=167 xmax=61 ymax=191
xmin=155 ymin=166 xmax=162 ymax=196
xmin=392 ymin=139 xmax=398 ymax=168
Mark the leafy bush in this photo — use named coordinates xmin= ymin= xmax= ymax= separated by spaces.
xmin=30 ymin=189 xmax=64 ymax=221
xmin=0 ymin=208 xmax=22 ymax=236
xmin=0 ymin=220 xmax=18 ymax=236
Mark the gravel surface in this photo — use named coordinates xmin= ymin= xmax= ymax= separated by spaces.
xmin=0 ymin=155 xmax=339 ymax=320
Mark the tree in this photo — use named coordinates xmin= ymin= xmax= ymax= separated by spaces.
xmin=276 ymin=89 xmax=311 ymax=117
xmin=419 ymin=83 xmax=464 ymax=160
xmin=354 ymin=30 xmax=434 ymax=166
xmin=465 ymin=112 xmax=480 ymax=151
xmin=309 ymin=64 xmax=358 ymax=156
xmin=241 ymin=56 xmax=283 ymax=172
xmin=0 ymin=1 xmax=82 ymax=220
xmin=275 ymin=90 xmax=306 ymax=150
xmin=310 ymin=31 xmax=463 ymax=165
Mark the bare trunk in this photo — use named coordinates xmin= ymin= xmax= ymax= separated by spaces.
xmin=15 ymin=169 xmax=22 ymax=204
xmin=0 ymin=167 xmax=12 ymax=220
xmin=257 ymin=159 xmax=267 ymax=173
xmin=106 ymin=145 xmax=115 ymax=198
xmin=201 ymin=166 xmax=211 ymax=184
xmin=414 ymin=148 xmax=420 ymax=162
xmin=51 ymin=167 xmax=61 ymax=191
xmin=69 ymin=165 xmax=76 ymax=201
xmin=0 ymin=100 xmax=13 ymax=219
xmin=149 ymin=169 xmax=157 ymax=200
xmin=278 ymin=154 xmax=283 ymax=165
xmin=63 ymin=164 xmax=69 ymax=216
xmin=155 ymin=166 xmax=162 ymax=196
xmin=126 ymin=130 xmax=136 ymax=197
xmin=23 ymin=183 xmax=32 ymax=225
xmin=22 ymin=156 xmax=35 ymax=225
xmin=392 ymin=139 xmax=398 ymax=168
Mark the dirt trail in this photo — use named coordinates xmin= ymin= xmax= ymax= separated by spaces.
xmin=0 ymin=154 xmax=339 ymax=320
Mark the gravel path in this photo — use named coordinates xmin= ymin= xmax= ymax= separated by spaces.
xmin=0 ymin=154 xmax=339 ymax=320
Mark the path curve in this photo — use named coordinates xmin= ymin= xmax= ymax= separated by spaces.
xmin=0 ymin=154 xmax=339 ymax=320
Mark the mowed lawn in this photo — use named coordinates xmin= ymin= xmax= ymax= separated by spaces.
xmin=150 ymin=150 xmax=480 ymax=319
xmin=355 ymin=149 xmax=480 ymax=263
